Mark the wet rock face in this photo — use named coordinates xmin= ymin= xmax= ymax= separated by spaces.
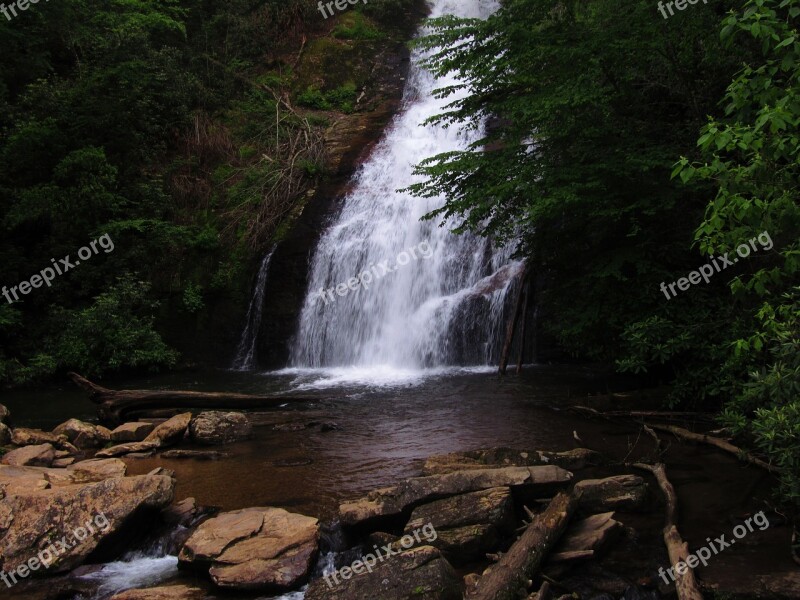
xmin=179 ymin=507 xmax=319 ymax=591
xmin=305 ymin=545 xmax=462 ymax=600
xmin=53 ymin=419 xmax=109 ymax=449
xmin=188 ymin=412 xmax=252 ymax=446
xmin=0 ymin=474 xmax=174 ymax=574
xmin=1 ymin=443 xmax=55 ymax=467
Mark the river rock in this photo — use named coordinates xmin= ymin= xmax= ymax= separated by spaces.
xmin=422 ymin=448 xmax=602 ymax=476
xmin=340 ymin=466 xmax=572 ymax=526
xmin=144 ymin=412 xmax=192 ymax=445
xmin=53 ymin=419 xmax=107 ymax=449
xmin=405 ymin=487 xmax=515 ymax=564
xmin=11 ymin=427 xmax=68 ymax=448
xmin=179 ymin=506 xmax=319 ymax=591
xmin=1 ymin=443 xmax=56 ymax=467
xmin=67 ymin=458 xmax=127 ymax=482
xmin=111 ymin=422 xmax=155 ymax=442
xmin=0 ymin=403 xmax=10 ymax=424
xmin=574 ymin=475 xmax=647 ymax=512
xmin=95 ymin=440 xmax=161 ymax=458
xmin=189 ymin=411 xmax=252 ymax=445
xmin=305 ymin=545 xmax=462 ymax=600
xmin=110 ymin=585 xmax=209 ymax=600
xmin=0 ymin=473 xmax=174 ymax=573
xmin=0 ymin=422 xmax=11 ymax=445
xmin=52 ymin=457 xmax=76 ymax=468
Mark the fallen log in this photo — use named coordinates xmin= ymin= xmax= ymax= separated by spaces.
xmin=467 ymin=491 xmax=579 ymax=600
xmin=632 ymin=463 xmax=702 ymax=600
xmin=647 ymin=423 xmax=779 ymax=474
xmin=68 ymin=372 xmax=323 ymax=426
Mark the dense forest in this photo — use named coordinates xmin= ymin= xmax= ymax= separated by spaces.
xmin=1 ymin=0 xmax=798 ymax=514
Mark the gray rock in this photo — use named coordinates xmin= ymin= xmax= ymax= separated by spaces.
xmin=189 ymin=412 xmax=252 ymax=446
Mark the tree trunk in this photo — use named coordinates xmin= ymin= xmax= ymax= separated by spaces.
xmin=467 ymin=491 xmax=579 ymax=600
xmin=516 ymin=278 xmax=530 ymax=375
xmin=68 ymin=372 xmax=322 ymax=426
xmin=499 ymin=265 xmax=528 ymax=375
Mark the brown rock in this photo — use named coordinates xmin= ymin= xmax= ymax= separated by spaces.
xmin=11 ymin=427 xmax=66 ymax=447
xmin=0 ymin=422 xmax=11 ymax=445
xmin=574 ymin=475 xmax=647 ymax=512
xmin=304 ymin=545 xmax=462 ymax=600
xmin=52 ymin=457 xmax=76 ymax=468
xmin=340 ymin=466 xmax=572 ymax=526
xmin=144 ymin=413 xmax=192 ymax=446
xmin=109 ymin=584 xmax=209 ymax=600
xmin=179 ymin=507 xmax=319 ymax=591
xmin=111 ymin=422 xmax=155 ymax=443
xmin=53 ymin=419 xmax=106 ymax=449
xmin=162 ymin=497 xmax=198 ymax=526
xmin=95 ymin=440 xmax=160 ymax=458
xmin=189 ymin=412 xmax=252 ymax=446
xmin=1 ymin=443 xmax=55 ymax=467
xmin=0 ymin=474 xmax=174 ymax=573
xmin=0 ymin=403 xmax=10 ymax=424
xmin=422 ymin=448 xmax=601 ymax=476
xmin=67 ymin=458 xmax=127 ymax=482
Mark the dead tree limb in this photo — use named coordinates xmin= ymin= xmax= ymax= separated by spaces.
xmin=647 ymin=423 xmax=779 ymax=474
xmin=68 ymin=372 xmax=323 ymax=426
xmin=516 ymin=277 xmax=530 ymax=375
xmin=632 ymin=463 xmax=702 ymax=600
xmin=467 ymin=491 xmax=579 ymax=600
xmin=499 ymin=265 xmax=528 ymax=375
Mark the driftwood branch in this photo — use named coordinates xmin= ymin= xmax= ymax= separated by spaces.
xmin=632 ymin=463 xmax=702 ymax=600
xmin=467 ymin=491 xmax=579 ymax=600
xmin=647 ymin=423 xmax=779 ymax=474
xmin=68 ymin=372 xmax=322 ymax=426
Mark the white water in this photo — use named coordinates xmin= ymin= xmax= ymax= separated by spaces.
xmin=291 ymin=0 xmax=522 ymax=376
xmin=75 ymin=554 xmax=178 ymax=599
xmin=232 ymin=246 xmax=277 ymax=371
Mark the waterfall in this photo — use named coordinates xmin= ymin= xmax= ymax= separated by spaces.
xmin=291 ymin=0 xmax=522 ymax=372
xmin=232 ymin=247 xmax=276 ymax=371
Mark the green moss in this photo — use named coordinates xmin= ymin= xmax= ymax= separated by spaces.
xmin=332 ymin=11 xmax=385 ymax=40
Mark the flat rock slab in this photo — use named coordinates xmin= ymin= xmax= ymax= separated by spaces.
xmin=95 ymin=440 xmax=161 ymax=458
xmin=550 ymin=512 xmax=623 ymax=563
xmin=67 ymin=458 xmax=128 ymax=483
xmin=11 ymin=428 xmax=68 ymax=448
xmin=179 ymin=507 xmax=319 ymax=591
xmin=423 ymin=448 xmax=601 ymax=476
xmin=305 ymin=545 xmax=462 ymax=600
xmin=340 ymin=465 xmax=572 ymax=526
xmin=189 ymin=412 xmax=252 ymax=445
xmin=574 ymin=475 xmax=647 ymax=512
xmin=110 ymin=585 xmax=210 ymax=600
xmin=0 ymin=474 xmax=174 ymax=573
xmin=1 ymin=443 xmax=55 ymax=467
xmin=111 ymin=422 xmax=155 ymax=443
xmin=144 ymin=413 xmax=192 ymax=446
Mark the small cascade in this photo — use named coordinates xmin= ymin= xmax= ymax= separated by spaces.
xmin=232 ymin=246 xmax=277 ymax=371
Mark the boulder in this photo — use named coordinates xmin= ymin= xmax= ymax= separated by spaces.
xmin=111 ymin=422 xmax=155 ymax=443
xmin=189 ymin=412 xmax=252 ymax=446
xmin=305 ymin=545 xmax=462 ymax=600
xmin=53 ymin=419 xmax=106 ymax=449
xmin=52 ymin=457 xmax=76 ymax=468
xmin=0 ymin=473 xmax=174 ymax=573
xmin=574 ymin=475 xmax=647 ymax=512
xmin=1 ymin=443 xmax=55 ymax=467
xmin=162 ymin=497 xmax=199 ymax=527
xmin=144 ymin=413 xmax=192 ymax=446
xmin=423 ymin=448 xmax=601 ymax=476
xmin=110 ymin=585 xmax=209 ymax=600
xmin=0 ymin=403 xmax=10 ymax=424
xmin=405 ymin=487 xmax=515 ymax=563
xmin=340 ymin=466 xmax=572 ymax=526
xmin=95 ymin=440 xmax=160 ymax=458
xmin=11 ymin=427 xmax=67 ymax=448
xmin=67 ymin=458 xmax=127 ymax=483
xmin=0 ymin=422 xmax=12 ymax=445
xmin=179 ymin=506 xmax=319 ymax=591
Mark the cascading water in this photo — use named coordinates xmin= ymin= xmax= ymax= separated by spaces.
xmin=232 ymin=246 xmax=276 ymax=371
xmin=291 ymin=0 xmax=523 ymax=374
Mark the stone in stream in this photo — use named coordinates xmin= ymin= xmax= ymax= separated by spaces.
xmin=422 ymin=447 xmax=602 ymax=475
xmin=95 ymin=440 xmax=161 ymax=458
xmin=404 ymin=487 xmax=515 ymax=564
xmin=109 ymin=585 xmax=210 ymax=600
xmin=11 ymin=427 xmax=69 ymax=448
xmin=53 ymin=418 xmax=110 ymax=449
xmin=110 ymin=421 xmax=155 ymax=442
xmin=0 ymin=403 xmax=10 ymax=423
xmin=144 ymin=412 xmax=193 ymax=445
xmin=574 ymin=474 xmax=647 ymax=512
xmin=67 ymin=458 xmax=128 ymax=482
xmin=0 ymin=422 xmax=11 ymax=445
xmin=304 ymin=545 xmax=462 ymax=600
xmin=1 ymin=443 xmax=56 ymax=467
xmin=189 ymin=411 xmax=252 ymax=445
xmin=340 ymin=465 xmax=572 ymax=527
xmin=179 ymin=506 xmax=319 ymax=591
xmin=0 ymin=473 xmax=174 ymax=573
